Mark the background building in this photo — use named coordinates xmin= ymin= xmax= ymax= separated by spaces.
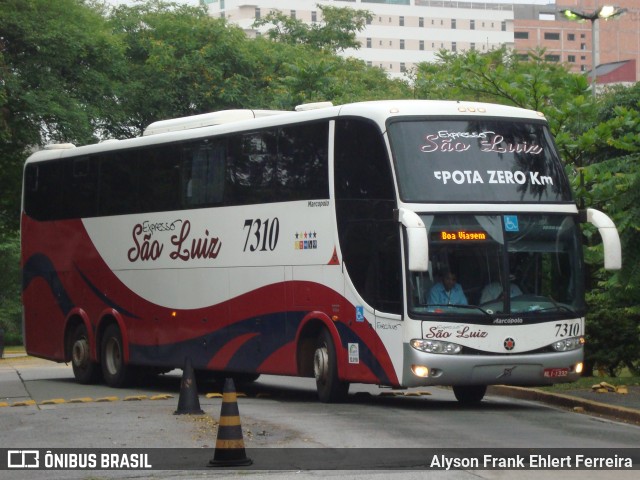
xmin=204 ymin=0 xmax=515 ymax=76
xmin=515 ymin=0 xmax=638 ymax=84
xmin=203 ymin=0 xmax=638 ymax=84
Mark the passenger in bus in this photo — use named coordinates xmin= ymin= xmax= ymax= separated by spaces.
xmin=428 ymin=270 xmax=468 ymax=306
xmin=480 ymin=278 xmax=523 ymax=304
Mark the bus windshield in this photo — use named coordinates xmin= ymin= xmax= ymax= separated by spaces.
xmin=409 ymin=214 xmax=585 ymax=318
xmin=388 ymin=119 xmax=572 ymax=203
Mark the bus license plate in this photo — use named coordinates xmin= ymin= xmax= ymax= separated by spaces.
xmin=544 ymin=368 xmax=569 ymax=378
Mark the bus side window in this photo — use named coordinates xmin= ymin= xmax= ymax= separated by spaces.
xmin=98 ymin=151 xmax=138 ymax=216
xmin=278 ymin=123 xmax=329 ymax=200
xmin=69 ymin=157 xmax=98 ymax=218
xmin=137 ymin=145 xmax=181 ymax=213
xmin=182 ymin=141 xmax=226 ymax=208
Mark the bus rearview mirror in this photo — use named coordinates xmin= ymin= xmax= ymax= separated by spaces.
xmin=396 ymin=208 xmax=429 ymax=272
xmin=585 ymin=208 xmax=622 ymax=270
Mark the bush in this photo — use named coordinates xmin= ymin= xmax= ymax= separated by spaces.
xmin=0 ymin=230 xmax=22 ymax=346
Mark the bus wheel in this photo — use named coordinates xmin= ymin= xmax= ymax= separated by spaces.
xmin=70 ymin=324 xmax=100 ymax=384
xmin=101 ymin=324 xmax=133 ymax=387
xmin=313 ymin=328 xmax=349 ymax=403
xmin=453 ymin=385 xmax=487 ymax=405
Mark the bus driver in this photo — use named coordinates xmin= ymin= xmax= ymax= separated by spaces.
xmin=428 ymin=270 xmax=468 ymax=306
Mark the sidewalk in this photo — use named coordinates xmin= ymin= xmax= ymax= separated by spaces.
xmin=488 ymin=385 xmax=640 ymax=425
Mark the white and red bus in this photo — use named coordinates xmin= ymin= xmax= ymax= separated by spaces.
xmin=21 ymin=100 xmax=621 ymax=403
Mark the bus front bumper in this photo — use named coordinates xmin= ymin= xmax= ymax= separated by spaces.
xmin=402 ymin=343 xmax=584 ymax=388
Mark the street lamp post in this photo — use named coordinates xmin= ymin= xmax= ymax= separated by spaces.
xmin=561 ymin=5 xmax=627 ymax=98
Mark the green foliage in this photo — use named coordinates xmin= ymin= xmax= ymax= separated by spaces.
xmin=413 ymin=46 xmax=593 ymax=138
xmin=250 ymin=40 xmax=411 ymax=108
xmin=253 ymin=5 xmax=372 ymax=53
xmin=0 ymin=231 xmax=22 ymax=345
xmin=0 ymin=0 xmax=127 ymax=230
xmin=105 ymin=0 xmax=255 ymax=135
xmin=578 ymin=102 xmax=640 ymax=376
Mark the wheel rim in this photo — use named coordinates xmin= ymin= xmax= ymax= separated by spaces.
xmin=72 ymin=337 xmax=90 ymax=369
xmin=104 ymin=337 xmax=122 ymax=376
xmin=314 ymin=344 xmax=329 ymax=385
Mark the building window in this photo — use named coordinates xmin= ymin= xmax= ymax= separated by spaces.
xmin=400 ymin=63 xmax=406 ymax=73
xmin=452 ymin=42 xmax=457 ymax=52
xmin=419 ymin=17 xmax=424 ymax=28
xmin=400 ymin=16 xmax=404 ymax=26
xmin=545 ymin=54 xmax=560 ymax=62
xmin=581 ymin=43 xmax=586 ymax=50
xmin=568 ymin=33 xmax=575 ymax=41
xmin=419 ymin=40 xmax=424 ymax=51
xmin=568 ymin=55 xmax=576 ymax=63
xmin=544 ymin=32 xmax=560 ymax=40
xmin=501 ymin=21 xmax=506 ymax=31
xmin=471 ymin=43 xmax=476 ymax=51
xmin=255 ymin=7 xmax=260 ymax=20
xmin=290 ymin=10 xmax=296 ymax=20
xmin=400 ymin=39 xmax=405 ymax=50
xmin=470 ymin=20 xmax=475 ymax=30
xmin=452 ymin=19 xmax=456 ymax=29
xmin=367 ymin=38 xmax=372 ymax=48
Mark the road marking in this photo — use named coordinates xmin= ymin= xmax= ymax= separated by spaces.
xmin=40 ymin=398 xmax=66 ymax=405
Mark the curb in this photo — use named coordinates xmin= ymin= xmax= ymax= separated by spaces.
xmin=488 ymin=385 xmax=640 ymax=425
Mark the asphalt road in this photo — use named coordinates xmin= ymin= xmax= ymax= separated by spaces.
xmin=1 ymin=356 xmax=639 ymax=479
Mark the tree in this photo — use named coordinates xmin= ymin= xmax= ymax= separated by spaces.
xmin=104 ymin=0 xmax=257 ymax=136
xmin=577 ymin=99 xmax=640 ymax=375
xmin=250 ymin=39 xmax=411 ymax=109
xmin=413 ymin=47 xmax=594 ymax=138
xmin=253 ymin=5 xmax=372 ymax=53
xmin=0 ymin=230 xmax=21 ymax=345
xmin=0 ymin=0 xmax=126 ymax=231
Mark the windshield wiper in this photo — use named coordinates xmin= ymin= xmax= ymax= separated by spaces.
xmin=528 ymin=302 xmax=578 ymax=317
xmin=428 ymin=304 xmax=493 ymax=316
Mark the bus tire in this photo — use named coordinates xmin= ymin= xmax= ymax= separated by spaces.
xmin=453 ymin=385 xmax=487 ymax=405
xmin=70 ymin=324 xmax=101 ymax=384
xmin=314 ymin=328 xmax=349 ymax=403
xmin=101 ymin=324 xmax=134 ymax=387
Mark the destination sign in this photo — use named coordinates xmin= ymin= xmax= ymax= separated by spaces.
xmin=436 ymin=231 xmax=488 ymax=241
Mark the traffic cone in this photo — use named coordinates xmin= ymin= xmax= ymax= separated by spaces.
xmin=208 ymin=377 xmax=252 ymax=467
xmin=174 ymin=357 xmax=204 ymax=415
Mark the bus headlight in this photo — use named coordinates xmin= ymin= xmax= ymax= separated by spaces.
xmin=411 ymin=339 xmax=462 ymax=355
xmin=551 ymin=336 xmax=584 ymax=352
